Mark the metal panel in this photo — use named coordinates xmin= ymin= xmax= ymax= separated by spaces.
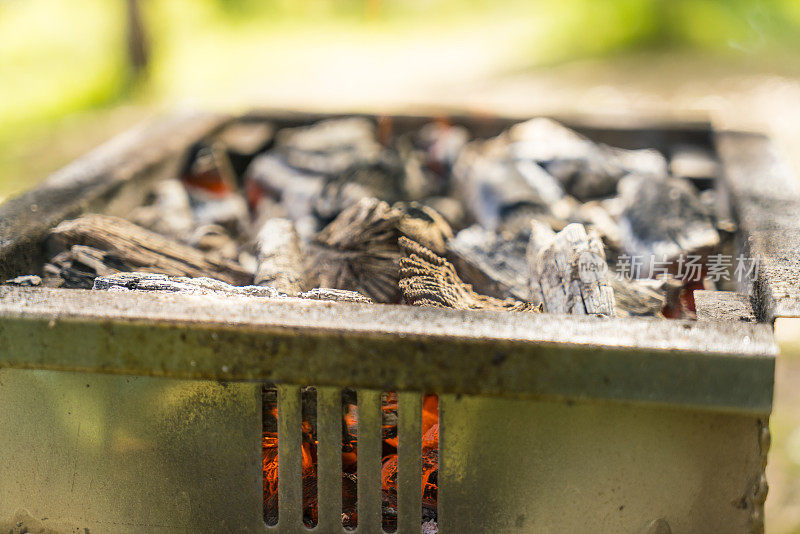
xmin=0 ymin=287 xmax=776 ymax=415
xmin=0 ymin=369 xmax=265 ymax=533
xmin=277 ymin=385 xmax=303 ymax=532
xmin=438 ymin=393 xmax=766 ymax=534
xmin=357 ymin=390 xmax=383 ymax=533
xmin=317 ymin=386 xmax=344 ymax=533
xmin=397 ymin=392 xmax=423 ymax=534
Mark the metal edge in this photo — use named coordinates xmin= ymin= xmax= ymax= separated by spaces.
xmin=0 ymin=286 xmax=776 ymax=415
xmin=715 ymin=130 xmax=800 ymax=322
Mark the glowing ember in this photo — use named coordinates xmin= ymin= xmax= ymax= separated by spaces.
xmin=263 ymin=390 xmax=439 ymax=529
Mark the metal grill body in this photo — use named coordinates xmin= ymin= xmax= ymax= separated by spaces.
xmin=0 ymin=111 xmax=796 ymax=534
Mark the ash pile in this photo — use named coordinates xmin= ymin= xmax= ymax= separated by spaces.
xmin=6 ymin=116 xmax=733 ymax=319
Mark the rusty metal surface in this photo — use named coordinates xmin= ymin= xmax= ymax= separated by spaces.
xmin=715 ymin=131 xmax=800 ymax=322
xmin=0 ymin=286 xmax=776 ymax=414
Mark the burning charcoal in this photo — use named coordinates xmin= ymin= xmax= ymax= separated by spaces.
xmin=452 ymin=141 xmax=551 ymax=230
xmin=254 ymin=218 xmax=305 ymax=295
xmin=43 ymin=245 xmax=132 ymax=289
xmin=447 ymin=225 xmax=529 ymax=301
xmin=187 ymin=224 xmax=240 ymax=262
xmin=509 ymin=118 xmax=667 ymax=200
xmin=421 ymin=196 xmax=466 ymax=231
xmin=395 ymin=202 xmax=453 ymax=257
xmin=617 ymin=174 xmax=720 ymax=265
xmin=610 ymin=277 xmax=666 ymax=317
xmin=399 ymin=237 xmax=538 ymax=312
xmin=669 ymin=145 xmax=719 ymax=191
xmin=2 ymin=274 xmax=42 ymax=287
xmin=49 ymin=214 xmax=252 ymax=285
xmin=214 ymin=121 xmax=274 ymax=179
xmin=569 ymin=200 xmax=624 ymax=260
xmin=416 ymin=121 xmax=469 ymax=175
xmin=245 ymin=153 xmax=325 ymax=238
xmin=297 ymin=288 xmax=372 ymax=303
xmin=308 ymin=198 xmax=404 ymax=303
xmin=527 ymin=221 xmax=616 ymax=315
xmin=129 ymin=179 xmax=194 ymax=239
xmin=274 ymin=117 xmax=382 ymax=175
xmin=314 ymin=152 xmax=407 ymax=223
xmin=182 ymin=143 xmax=238 ymax=197
xmin=397 ymin=136 xmax=446 ymax=201
xmin=182 ymin=144 xmax=249 ymax=236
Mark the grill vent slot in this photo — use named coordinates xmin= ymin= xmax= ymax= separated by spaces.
xmin=263 ymin=386 xmax=433 ymax=533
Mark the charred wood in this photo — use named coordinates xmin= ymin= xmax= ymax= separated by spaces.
xmin=48 ymin=214 xmax=252 ymax=285
xmin=447 ymin=225 xmax=529 ymax=301
xmin=399 ymin=236 xmax=538 ymax=312
xmin=527 ymin=221 xmax=616 ymax=315
xmin=254 ymin=218 xmax=305 ymax=294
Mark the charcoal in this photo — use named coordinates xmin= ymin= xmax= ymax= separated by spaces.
xmin=44 ymin=245 xmax=132 ymax=289
xmin=509 ymin=118 xmax=667 ymax=200
xmin=447 ymin=225 xmax=529 ymax=301
xmin=297 ymin=288 xmax=372 ymax=303
xmin=214 ymin=121 xmax=274 ymax=179
xmin=416 ymin=121 xmax=468 ymax=174
xmin=182 ymin=143 xmax=238 ymax=197
xmin=395 ymin=202 xmax=454 ymax=257
xmin=452 ymin=141 xmax=550 ymax=230
xmin=187 ymin=224 xmax=240 ymax=262
xmin=254 ymin=218 xmax=305 ymax=294
xmin=274 ymin=117 xmax=382 ymax=175
xmin=569 ymin=200 xmax=624 ymax=259
xmin=617 ymin=174 xmax=720 ymax=263
xmin=421 ymin=196 xmax=466 ymax=231
xmin=129 ymin=179 xmax=194 ymax=239
xmin=610 ymin=277 xmax=666 ymax=317
xmin=397 ymin=136 xmax=446 ymax=200
xmin=399 ymin=237 xmax=538 ymax=312
xmin=93 ymin=272 xmax=279 ymax=297
xmin=308 ymin=197 xmax=404 ymax=303
xmin=527 ymin=221 xmax=616 ymax=315
xmin=190 ymin=193 xmax=249 ymax=237
xmin=669 ymin=145 xmax=719 ymax=190
xmin=3 ymin=274 xmax=42 ymax=287
xmin=245 ymin=153 xmax=325 ymax=238
xmin=49 ymin=214 xmax=252 ymax=285
xmin=314 ymin=152 xmax=406 ymax=222
xmin=694 ymin=290 xmax=756 ymax=323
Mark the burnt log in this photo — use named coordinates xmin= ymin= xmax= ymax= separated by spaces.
xmin=509 ymin=118 xmax=667 ymax=201
xmin=527 ymin=221 xmax=616 ymax=316
xmin=399 ymin=237 xmax=537 ymax=312
xmin=617 ymin=174 xmax=720 ymax=263
xmin=48 ymin=214 xmax=252 ymax=285
xmin=308 ymin=197 xmax=404 ymax=303
xmin=254 ymin=218 xmax=305 ymax=295
xmin=274 ymin=117 xmax=382 ymax=175
xmin=447 ymin=225 xmax=529 ymax=301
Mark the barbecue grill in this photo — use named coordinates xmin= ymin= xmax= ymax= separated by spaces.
xmin=1 ymin=111 xmax=798 ymax=534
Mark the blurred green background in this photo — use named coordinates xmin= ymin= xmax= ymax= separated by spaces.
xmin=3 ymin=1 xmax=800 ymax=532
xmin=3 ymin=0 xmax=800 ymax=200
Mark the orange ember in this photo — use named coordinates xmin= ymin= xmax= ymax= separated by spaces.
xmin=263 ymin=392 xmax=439 ymax=529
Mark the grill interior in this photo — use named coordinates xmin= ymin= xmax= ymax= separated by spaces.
xmin=263 ymin=385 xmax=437 ymax=533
